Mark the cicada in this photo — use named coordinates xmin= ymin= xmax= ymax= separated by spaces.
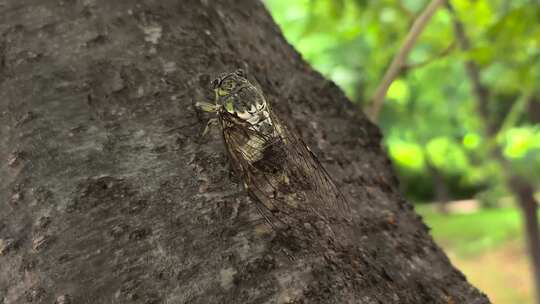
xmin=196 ymin=70 xmax=351 ymax=230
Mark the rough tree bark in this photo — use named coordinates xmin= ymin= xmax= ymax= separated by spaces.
xmin=0 ymin=1 xmax=489 ymax=303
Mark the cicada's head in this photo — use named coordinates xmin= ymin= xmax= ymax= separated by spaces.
xmin=212 ymin=69 xmax=249 ymax=97
xmin=211 ymin=69 xmax=267 ymax=118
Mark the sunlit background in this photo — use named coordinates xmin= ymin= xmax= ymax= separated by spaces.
xmin=265 ymin=0 xmax=540 ymax=303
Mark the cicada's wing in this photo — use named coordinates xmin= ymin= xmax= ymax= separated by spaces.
xmin=219 ymin=112 xmax=292 ymax=230
xmin=220 ymin=108 xmax=352 ymax=231
xmin=268 ymin=107 xmax=352 ymax=221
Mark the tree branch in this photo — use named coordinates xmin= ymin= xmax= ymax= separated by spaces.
xmin=445 ymin=1 xmax=494 ymax=135
xmin=367 ymin=0 xmax=446 ymax=122
xmin=396 ymin=0 xmax=415 ymax=22
xmin=402 ymin=41 xmax=455 ymax=71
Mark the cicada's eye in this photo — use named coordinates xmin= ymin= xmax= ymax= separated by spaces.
xmin=211 ymin=78 xmax=220 ymax=89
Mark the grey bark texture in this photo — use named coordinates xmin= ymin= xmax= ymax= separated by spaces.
xmin=0 ymin=0 xmax=490 ymax=303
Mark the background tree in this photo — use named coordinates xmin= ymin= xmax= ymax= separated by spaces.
xmin=0 ymin=0 xmax=488 ymax=303
xmin=446 ymin=2 xmax=540 ymax=303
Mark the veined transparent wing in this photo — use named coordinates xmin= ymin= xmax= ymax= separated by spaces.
xmin=219 ymin=105 xmax=352 ymax=230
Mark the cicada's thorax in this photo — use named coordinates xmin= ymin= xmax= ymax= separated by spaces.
xmin=219 ymin=84 xmax=276 ymax=138
xmin=215 ymin=83 xmax=279 ymax=164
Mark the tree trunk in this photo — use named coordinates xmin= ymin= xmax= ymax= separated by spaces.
xmin=0 ymin=1 xmax=489 ymax=303
xmin=427 ymin=161 xmax=450 ymax=214
xmin=510 ymin=176 xmax=540 ymax=304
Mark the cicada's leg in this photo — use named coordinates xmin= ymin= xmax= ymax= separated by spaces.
xmin=201 ymin=118 xmax=219 ymax=137
xmin=195 ymin=101 xmax=219 ymax=113
xmin=195 ymin=101 xmax=221 ymax=137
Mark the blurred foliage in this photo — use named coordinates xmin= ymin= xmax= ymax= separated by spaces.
xmin=415 ymin=205 xmax=522 ymax=256
xmin=265 ymin=0 xmax=540 ymax=203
